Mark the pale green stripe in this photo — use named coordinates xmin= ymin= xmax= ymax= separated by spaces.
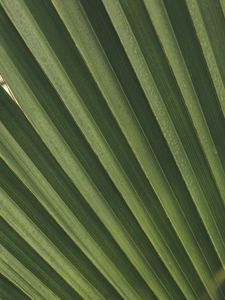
xmin=0 ymin=246 xmax=59 ymax=300
xmin=186 ymin=0 xmax=225 ymax=116
xmin=0 ymin=5 xmax=181 ymax=299
xmin=102 ymin=1 xmax=223 ymax=298
xmin=0 ymin=187 xmax=103 ymax=300
xmin=0 ymin=121 xmax=140 ymax=300
xmin=143 ymin=0 xmax=225 ymax=210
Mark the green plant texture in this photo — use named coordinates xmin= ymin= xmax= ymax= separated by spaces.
xmin=0 ymin=0 xmax=225 ymax=299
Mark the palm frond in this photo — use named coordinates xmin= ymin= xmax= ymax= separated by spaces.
xmin=0 ymin=0 xmax=225 ymax=299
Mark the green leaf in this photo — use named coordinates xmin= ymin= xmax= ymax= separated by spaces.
xmin=0 ymin=0 xmax=225 ymax=299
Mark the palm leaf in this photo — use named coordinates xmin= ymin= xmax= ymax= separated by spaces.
xmin=0 ymin=0 xmax=225 ymax=299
